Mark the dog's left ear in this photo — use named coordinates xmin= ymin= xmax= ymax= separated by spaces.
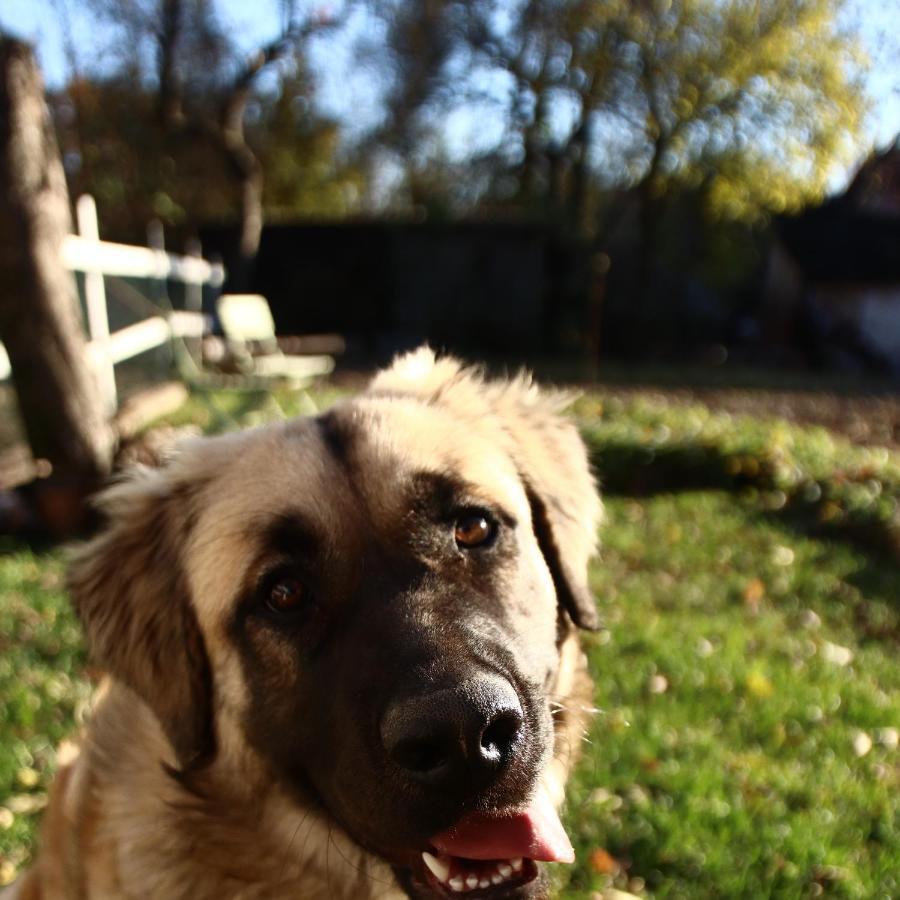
xmin=507 ymin=407 xmax=603 ymax=633
xmin=67 ymin=464 xmax=215 ymax=771
xmin=372 ymin=347 xmax=602 ymax=630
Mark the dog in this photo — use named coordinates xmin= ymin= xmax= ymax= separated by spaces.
xmin=6 ymin=347 xmax=602 ymax=899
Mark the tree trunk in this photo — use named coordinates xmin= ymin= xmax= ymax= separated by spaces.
xmin=221 ymin=86 xmax=263 ymax=291
xmin=566 ymin=119 xmax=590 ymax=237
xmin=0 ymin=37 xmax=114 ymax=531
xmin=633 ymin=132 xmax=665 ymax=341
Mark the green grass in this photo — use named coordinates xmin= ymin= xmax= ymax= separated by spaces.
xmin=574 ymin=394 xmax=900 ymax=559
xmin=0 ymin=549 xmax=91 ymax=884
xmin=1 ymin=387 xmax=899 ymax=895
xmin=558 ymin=493 xmax=899 ymax=899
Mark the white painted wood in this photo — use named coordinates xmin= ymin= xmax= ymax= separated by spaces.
xmin=86 ymin=312 xmax=208 ymax=366
xmin=0 ymin=195 xmax=224 ymax=394
xmin=184 ymin=237 xmax=204 ymax=315
xmin=60 ymin=234 xmax=225 ymax=286
xmin=76 ymin=194 xmax=117 ymax=413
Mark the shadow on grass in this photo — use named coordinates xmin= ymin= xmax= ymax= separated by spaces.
xmin=590 ymin=437 xmax=900 ymax=647
xmin=591 ymin=441 xmax=740 ymax=495
xmin=590 ymin=441 xmax=900 ymax=568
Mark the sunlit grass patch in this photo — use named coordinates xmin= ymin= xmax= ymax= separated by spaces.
xmin=0 ymin=549 xmax=90 ymax=883
xmin=560 ymin=493 xmax=900 ymax=899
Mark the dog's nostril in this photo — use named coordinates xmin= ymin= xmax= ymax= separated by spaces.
xmin=480 ymin=707 xmax=523 ymax=761
xmin=391 ymin=737 xmax=448 ymax=775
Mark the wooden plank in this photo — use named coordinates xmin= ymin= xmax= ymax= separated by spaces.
xmin=61 ymin=233 xmax=225 ymax=286
xmin=85 ymin=312 xmax=209 ymax=365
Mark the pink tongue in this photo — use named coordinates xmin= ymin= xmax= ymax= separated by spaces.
xmin=430 ymin=788 xmax=575 ymax=864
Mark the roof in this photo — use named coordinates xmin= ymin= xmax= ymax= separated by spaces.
xmin=776 ymin=141 xmax=900 ymax=286
xmin=777 ymin=206 xmax=900 ymax=285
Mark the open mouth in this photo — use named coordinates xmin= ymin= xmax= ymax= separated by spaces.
xmin=416 ymin=785 xmax=573 ymax=896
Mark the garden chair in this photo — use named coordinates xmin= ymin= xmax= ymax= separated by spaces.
xmin=215 ymin=293 xmax=335 ymax=387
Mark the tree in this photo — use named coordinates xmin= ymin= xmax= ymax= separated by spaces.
xmin=455 ymin=0 xmax=866 ymax=220
xmin=30 ymin=0 xmax=874 ymax=354
xmin=0 ymin=37 xmax=114 ymax=532
xmin=258 ymin=65 xmax=367 ymax=219
xmin=54 ymin=58 xmax=363 ymax=244
xmin=63 ymin=0 xmax=348 ymax=283
xmin=402 ymin=0 xmax=870 ymax=341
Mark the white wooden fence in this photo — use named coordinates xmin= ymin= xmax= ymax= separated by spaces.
xmin=0 ymin=194 xmax=224 ymax=413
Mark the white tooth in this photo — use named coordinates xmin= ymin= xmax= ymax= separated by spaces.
xmin=491 ymin=873 xmax=504 ymax=885
xmin=422 ymin=851 xmax=451 ymax=884
xmin=449 ymin=876 xmax=465 ymax=892
xmin=511 ymin=858 xmax=523 ymax=871
xmin=479 ymin=879 xmax=490 ymax=888
xmin=466 ymin=875 xmax=479 ymax=889
xmin=498 ymin=863 xmax=513 ymax=877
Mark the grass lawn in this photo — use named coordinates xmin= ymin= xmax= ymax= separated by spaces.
xmin=1 ymin=387 xmax=898 ymax=897
xmin=560 ymin=492 xmax=899 ymax=899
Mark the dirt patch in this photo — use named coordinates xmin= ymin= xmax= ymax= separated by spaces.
xmin=592 ymin=384 xmax=900 ymax=448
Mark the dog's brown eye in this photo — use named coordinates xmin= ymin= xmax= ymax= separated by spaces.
xmin=454 ymin=513 xmax=496 ymax=549
xmin=266 ymin=577 xmax=306 ymax=613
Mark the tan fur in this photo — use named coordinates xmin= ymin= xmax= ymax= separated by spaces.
xmin=5 ymin=349 xmax=599 ymax=900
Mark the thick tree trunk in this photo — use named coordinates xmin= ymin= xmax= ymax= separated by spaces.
xmin=0 ymin=37 xmax=114 ymax=530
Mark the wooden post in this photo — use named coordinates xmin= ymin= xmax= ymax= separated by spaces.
xmin=77 ymin=194 xmax=117 ymax=413
xmin=0 ymin=37 xmax=114 ymax=532
xmin=183 ymin=237 xmax=204 ymax=364
xmin=185 ymin=237 xmax=203 ymax=315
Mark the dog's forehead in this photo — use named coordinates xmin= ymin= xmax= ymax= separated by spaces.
xmin=186 ymin=396 xmax=529 ymax=619
xmin=319 ymin=395 xmax=527 ymax=515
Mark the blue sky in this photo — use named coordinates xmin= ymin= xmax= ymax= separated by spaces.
xmin=1 ymin=0 xmax=898 ymax=169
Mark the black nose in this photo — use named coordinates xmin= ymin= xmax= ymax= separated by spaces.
xmin=380 ymin=675 xmax=525 ymax=787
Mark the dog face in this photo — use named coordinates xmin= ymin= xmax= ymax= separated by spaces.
xmin=67 ymin=350 xmax=601 ymax=899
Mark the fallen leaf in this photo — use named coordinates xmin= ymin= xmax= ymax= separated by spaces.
xmin=743 ymin=578 xmax=765 ymax=613
xmin=852 ymin=731 xmax=872 ymax=758
xmin=589 ymin=848 xmax=620 ymax=875
xmin=772 ymin=545 xmax=795 ymax=566
xmin=0 ymin=861 xmax=17 ymax=886
xmin=746 ymin=671 xmax=774 ymax=698
xmin=819 ymin=501 xmax=842 ymax=523
xmin=15 ymin=767 xmax=39 ymax=789
xmin=589 ymin=788 xmax=623 ymax=810
xmin=6 ymin=794 xmax=46 ymax=815
xmin=800 ymin=609 xmax=822 ymax=630
xmin=821 ymin=642 xmax=854 ymax=667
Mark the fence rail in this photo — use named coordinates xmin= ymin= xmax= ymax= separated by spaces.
xmin=60 ymin=234 xmax=223 ymax=285
xmin=0 ymin=194 xmax=224 ymax=412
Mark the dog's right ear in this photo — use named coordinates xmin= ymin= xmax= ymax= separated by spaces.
xmin=67 ymin=465 xmax=214 ymax=772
